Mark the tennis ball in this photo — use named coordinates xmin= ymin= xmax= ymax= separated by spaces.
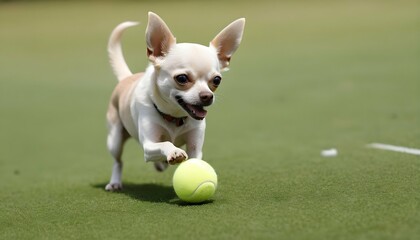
xmin=173 ymin=158 xmax=217 ymax=203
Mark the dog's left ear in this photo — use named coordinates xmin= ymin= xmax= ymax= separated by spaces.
xmin=210 ymin=18 xmax=245 ymax=70
xmin=146 ymin=12 xmax=176 ymax=63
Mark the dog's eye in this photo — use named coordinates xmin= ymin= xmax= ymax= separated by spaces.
xmin=174 ymin=74 xmax=189 ymax=85
xmin=212 ymin=76 xmax=222 ymax=86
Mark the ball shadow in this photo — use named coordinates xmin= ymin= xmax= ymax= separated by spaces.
xmin=92 ymin=182 xmax=214 ymax=206
xmin=92 ymin=182 xmax=176 ymax=203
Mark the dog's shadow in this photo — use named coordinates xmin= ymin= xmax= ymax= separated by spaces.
xmin=92 ymin=182 xmax=213 ymax=206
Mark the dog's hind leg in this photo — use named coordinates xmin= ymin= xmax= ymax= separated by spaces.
xmin=105 ymin=106 xmax=129 ymax=191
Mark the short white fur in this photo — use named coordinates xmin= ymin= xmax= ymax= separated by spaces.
xmin=105 ymin=12 xmax=245 ymax=191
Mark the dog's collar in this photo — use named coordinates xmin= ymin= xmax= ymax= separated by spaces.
xmin=153 ymin=104 xmax=187 ymax=127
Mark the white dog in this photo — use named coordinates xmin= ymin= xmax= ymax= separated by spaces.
xmin=105 ymin=12 xmax=245 ymax=191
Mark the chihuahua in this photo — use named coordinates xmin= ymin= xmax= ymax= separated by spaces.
xmin=105 ymin=12 xmax=245 ymax=191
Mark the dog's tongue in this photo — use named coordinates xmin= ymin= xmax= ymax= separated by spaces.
xmin=187 ymin=104 xmax=207 ymax=120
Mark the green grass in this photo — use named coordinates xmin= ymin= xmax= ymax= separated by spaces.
xmin=1 ymin=0 xmax=419 ymax=239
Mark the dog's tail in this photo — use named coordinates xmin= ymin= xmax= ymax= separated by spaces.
xmin=108 ymin=21 xmax=139 ymax=81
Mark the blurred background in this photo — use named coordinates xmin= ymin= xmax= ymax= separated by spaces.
xmin=1 ymin=0 xmax=419 ymax=239
xmin=2 ymin=0 xmax=418 ymax=163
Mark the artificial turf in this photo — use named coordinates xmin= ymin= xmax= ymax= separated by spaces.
xmin=1 ymin=0 xmax=419 ymax=239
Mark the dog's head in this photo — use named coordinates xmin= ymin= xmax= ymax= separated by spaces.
xmin=146 ymin=12 xmax=245 ymax=120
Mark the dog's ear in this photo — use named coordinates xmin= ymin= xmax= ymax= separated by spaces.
xmin=210 ymin=18 xmax=245 ymax=70
xmin=146 ymin=12 xmax=176 ymax=63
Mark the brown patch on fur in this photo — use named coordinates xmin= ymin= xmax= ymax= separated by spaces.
xmin=107 ymin=73 xmax=144 ymax=137
xmin=208 ymin=82 xmax=219 ymax=92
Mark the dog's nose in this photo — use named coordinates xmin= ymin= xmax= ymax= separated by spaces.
xmin=199 ymin=92 xmax=214 ymax=105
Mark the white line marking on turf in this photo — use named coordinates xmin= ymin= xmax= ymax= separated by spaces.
xmin=367 ymin=143 xmax=420 ymax=156
xmin=321 ymin=148 xmax=338 ymax=157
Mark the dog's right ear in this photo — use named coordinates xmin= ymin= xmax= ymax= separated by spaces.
xmin=210 ymin=18 xmax=245 ymax=71
xmin=146 ymin=12 xmax=176 ymax=63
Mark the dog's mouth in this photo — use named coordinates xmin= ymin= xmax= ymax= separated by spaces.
xmin=176 ymin=96 xmax=207 ymax=120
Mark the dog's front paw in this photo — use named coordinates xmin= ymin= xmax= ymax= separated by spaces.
xmin=105 ymin=182 xmax=123 ymax=191
xmin=167 ymin=149 xmax=187 ymax=165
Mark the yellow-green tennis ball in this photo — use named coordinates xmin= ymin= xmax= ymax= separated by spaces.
xmin=173 ymin=159 xmax=218 ymax=203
